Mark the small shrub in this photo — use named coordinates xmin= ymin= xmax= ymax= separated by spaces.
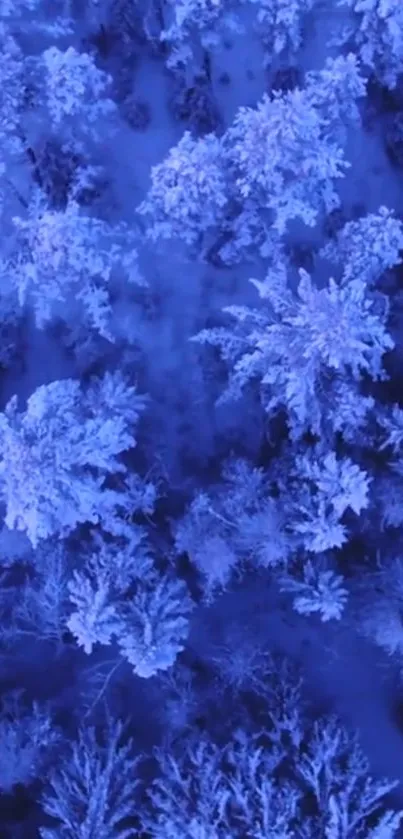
xmin=169 ymin=75 xmax=221 ymax=135
xmin=108 ymin=0 xmax=146 ymax=48
xmin=285 ymin=242 xmax=315 ymax=272
xmin=34 ymin=140 xmax=83 ymax=210
xmin=112 ymin=56 xmax=139 ymax=102
xmin=82 ymin=25 xmax=121 ymax=62
xmin=271 ymin=65 xmax=301 ymax=93
xmin=323 ymin=207 xmax=349 ymax=239
xmin=122 ymin=95 xmax=151 ymax=129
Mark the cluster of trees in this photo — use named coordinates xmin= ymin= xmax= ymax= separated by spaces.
xmin=1 ymin=0 xmax=403 ymax=835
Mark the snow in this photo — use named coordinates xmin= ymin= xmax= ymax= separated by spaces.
xmin=3 ymin=1 xmax=403 ymax=832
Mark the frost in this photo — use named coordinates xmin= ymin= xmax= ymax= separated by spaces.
xmin=142 ymin=680 xmax=402 ymax=836
xmin=66 ymin=532 xmax=191 ymax=680
xmin=211 ymin=634 xmax=278 ymax=696
xmin=0 ymin=285 xmax=25 ymax=370
xmin=85 ymin=528 xmax=156 ymax=590
xmin=190 ymin=534 xmax=238 ymax=599
xmin=292 ymin=512 xmax=348 ymax=553
xmin=175 ymin=491 xmax=239 ymax=599
xmin=375 ymin=470 xmax=403 ymax=529
xmin=283 ymin=271 xmax=393 ymax=382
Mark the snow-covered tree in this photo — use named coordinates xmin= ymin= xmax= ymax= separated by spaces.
xmin=40 ymin=719 xmax=141 ymax=839
xmin=354 ymin=557 xmax=403 ymax=656
xmin=0 ymin=372 xmax=147 ymax=546
xmin=145 ymin=708 xmax=403 ymax=836
xmin=304 ymin=53 xmax=367 ymax=141
xmin=139 ymin=58 xmax=362 ymax=255
xmin=175 ymin=490 xmax=239 ymax=601
xmin=175 ymin=458 xmax=290 ymax=601
xmin=0 ymin=0 xmax=39 ymax=16
xmin=0 ymin=693 xmax=59 ymax=792
xmin=320 ymin=206 xmax=403 ymax=286
xmin=0 ymin=0 xmax=73 ymax=34
xmin=374 ymin=464 xmax=403 ymax=530
xmin=300 ymin=716 xmax=402 ymax=835
xmin=193 ymin=268 xmax=393 ymax=439
xmin=39 ymin=45 xmax=117 ymax=139
xmin=247 ymin=0 xmax=317 ymax=67
xmin=224 ymin=88 xmax=349 ymax=235
xmin=137 ymin=130 xmax=228 ymax=249
xmin=67 ymin=529 xmax=155 ymax=654
xmin=67 ymin=532 xmax=193 ymax=678
xmin=366 ymin=811 xmax=403 ymax=838
xmin=118 ymin=576 xmax=193 ymax=678
xmin=0 ymin=287 xmax=25 ymax=371
xmin=67 ymin=572 xmax=123 ymax=655
xmin=160 ymin=0 xmax=243 ymax=80
xmin=318 ymin=376 xmax=376 ymax=445
xmin=6 ymin=194 xmax=143 ymax=338
xmin=337 ymin=0 xmax=403 ymax=89
xmin=211 ymin=633 xmax=278 ymax=697
xmin=278 ymin=447 xmax=371 ymax=553
xmin=145 ymin=733 xmax=300 ymax=838
xmin=177 ymin=518 xmax=238 ymax=601
xmin=378 ymin=403 xmax=403 ymax=454
xmin=0 ymin=25 xmax=25 ymax=163
xmin=9 ymin=540 xmax=71 ymax=645
xmin=280 ymin=559 xmax=348 ymax=622
xmin=295 ymin=450 xmax=371 ymax=520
